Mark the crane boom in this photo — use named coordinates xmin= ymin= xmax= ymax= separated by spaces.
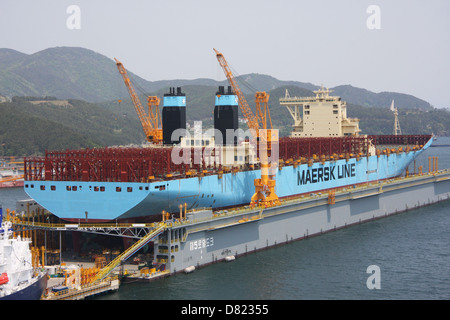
xmin=213 ymin=48 xmax=260 ymax=134
xmin=115 ymin=58 xmax=162 ymax=144
xmin=255 ymin=91 xmax=273 ymax=130
xmin=213 ymin=49 xmax=279 ymax=208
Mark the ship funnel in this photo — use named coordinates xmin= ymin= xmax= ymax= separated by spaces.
xmin=162 ymin=87 xmax=186 ymax=145
xmin=214 ymin=86 xmax=238 ymax=145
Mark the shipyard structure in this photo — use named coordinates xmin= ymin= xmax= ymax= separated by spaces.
xmin=17 ymin=50 xmax=449 ymax=280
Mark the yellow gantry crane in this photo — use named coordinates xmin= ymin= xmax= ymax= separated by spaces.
xmin=214 ymin=48 xmax=279 ymax=207
xmin=115 ymin=58 xmax=162 ymax=144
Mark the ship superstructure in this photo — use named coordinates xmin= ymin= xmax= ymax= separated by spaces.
xmin=280 ymin=87 xmax=361 ymax=137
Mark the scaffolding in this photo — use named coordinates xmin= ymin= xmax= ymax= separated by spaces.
xmin=6 ymin=213 xmax=167 ymax=285
xmin=93 ymin=224 xmax=165 ymax=281
xmin=10 ymin=219 xmax=161 ymax=239
xmin=23 ymin=135 xmax=432 ymax=184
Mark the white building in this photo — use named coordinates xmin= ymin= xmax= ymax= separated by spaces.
xmin=280 ymin=87 xmax=361 ymax=137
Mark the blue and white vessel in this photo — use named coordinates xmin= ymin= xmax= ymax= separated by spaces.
xmin=23 ymin=87 xmax=433 ymax=222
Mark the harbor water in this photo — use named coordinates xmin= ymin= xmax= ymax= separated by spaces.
xmin=1 ymin=137 xmax=449 ymax=300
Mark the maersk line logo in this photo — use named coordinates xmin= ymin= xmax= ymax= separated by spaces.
xmin=297 ymin=163 xmax=356 ymax=185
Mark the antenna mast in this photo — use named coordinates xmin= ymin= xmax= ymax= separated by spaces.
xmin=390 ymin=100 xmax=402 ymax=136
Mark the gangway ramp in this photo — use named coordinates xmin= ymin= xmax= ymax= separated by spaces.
xmin=94 ymin=224 xmax=166 ymax=281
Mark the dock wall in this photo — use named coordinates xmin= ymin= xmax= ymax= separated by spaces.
xmin=158 ymin=171 xmax=450 ymax=273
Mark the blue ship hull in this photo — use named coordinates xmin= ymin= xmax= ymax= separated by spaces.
xmin=24 ymin=138 xmax=432 ymax=221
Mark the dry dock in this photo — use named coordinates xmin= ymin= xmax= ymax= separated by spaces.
xmin=154 ymin=169 xmax=450 ymax=275
xmin=8 ymin=168 xmax=450 ymax=297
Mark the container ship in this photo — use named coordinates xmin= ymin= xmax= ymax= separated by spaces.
xmin=22 ymin=85 xmax=433 ymax=223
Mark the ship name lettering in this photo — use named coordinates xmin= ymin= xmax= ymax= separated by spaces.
xmin=297 ymin=163 xmax=355 ymax=185
xmin=189 ymin=237 xmax=214 ymax=251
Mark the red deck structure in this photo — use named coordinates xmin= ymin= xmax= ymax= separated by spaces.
xmin=24 ymin=135 xmax=431 ymax=183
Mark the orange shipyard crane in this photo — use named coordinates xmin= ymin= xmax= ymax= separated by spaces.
xmin=214 ymin=48 xmax=279 ymax=208
xmin=213 ymin=49 xmax=260 ymax=135
xmin=114 ymin=58 xmax=162 ymax=144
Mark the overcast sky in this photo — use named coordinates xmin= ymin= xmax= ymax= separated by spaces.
xmin=1 ymin=0 xmax=449 ymax=108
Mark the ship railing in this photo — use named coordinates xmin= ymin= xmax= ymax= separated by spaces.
xmin=168 ymin=205 xmax=259 ymax=227
xmin=8 ymin=220 xmax=159 ymax=230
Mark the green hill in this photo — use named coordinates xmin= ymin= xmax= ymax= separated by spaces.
xmin=100 ymin=84 xmax=450 ymax=139
xmin=0 ymin=97 xmax=144 ymax=156
xmin=1 ymin=88 xmax=448 ymax=157
xmin=0 ymin=46 xmax=447 ymax=156
xmin=0 ymin=47 xmax=149 ymax=102
xmin=0 ymin=47 xmax=433 ymax=111
xmin=0 ymin=102 xmax=95 ymax=156
xmin=347 ymin=103 xmax=450 ymax=136
xmin=332 ymin=85 xmax=432 ymax=110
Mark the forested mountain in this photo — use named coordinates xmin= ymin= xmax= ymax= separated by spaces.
xmin=348 ymin=103 xmax=450 ymax=136
xmin=332 ymin=85 xmax=432 ymax=110
xmin=0 ymin=47 xmax=144 ymax=102
xmin=1 ymin=46 xmax=448 ymax=156
xmin=1 ymin=86 xmax=447 ymax=156
xmin=0 ymin=46 xmax=433 ymax=111
xmin=0 ymin=97 xmax=143 ymax=156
